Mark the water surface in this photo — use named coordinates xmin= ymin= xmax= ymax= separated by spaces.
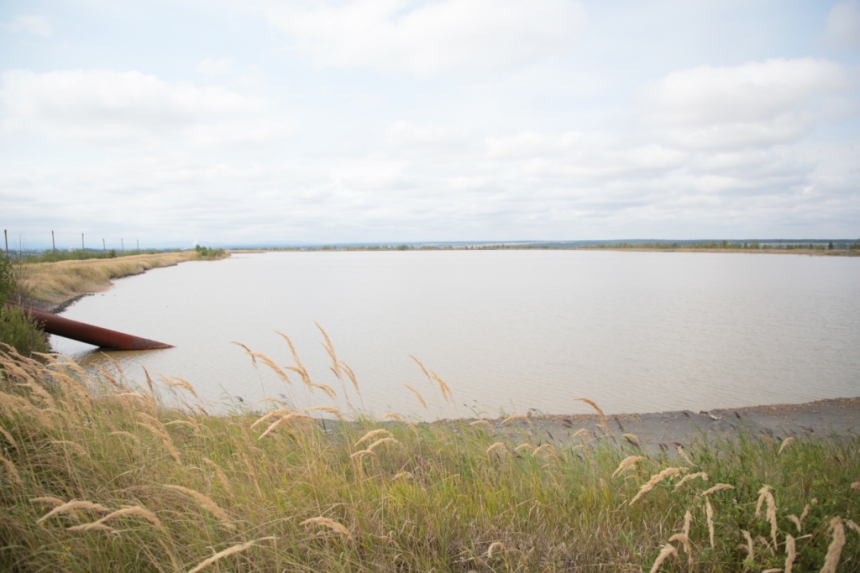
xmin=51 ymin=251 xmax=860 ymax=419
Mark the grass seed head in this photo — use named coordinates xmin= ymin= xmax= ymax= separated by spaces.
xmin=367 ymin=437 xmax=399 ymax=451
xmin=163 ymin=485 xmax=234 ymax=529
xmin=487 ymin=541 xmax=506 ymax=558
xmin=785 ymin=534 xmax=796 ymax=573
xmin=820 ymin=517 xmax=845 ymax=573
xmin=37 ymin=500 xmax=110 ymax=523
xmin=741 ymin=529 xmax=754 ymax=562
xmin=705 ymin=498 xmax=715 ymax=549
xmin=470 ymin=419 xmax=493 ymax=430
xmin=612 ymin=455 xmax=646 ymax=478
xmin=777 ymin=436 xmax=795 ymax=455
xmin=0 ymin=454 xmax=22 ymax=486
xmin=700 ymin=483 xmax=734 ymax=496
xmin=66 ymin=523 xmax=118 ymax=533
xmin=355 ymin=429 xmax=393 ymax=447
xmin=187 ymin=537 xmax=274 ymax=573
xmin=30 ymin=497 xmax=65 ymax=507
xmin=95 ymin=506 xmax=165 ymax=531
xmin=350 ymin=449 xmax=378 ymax=460
xmin=403 ymin=384 xmax=427 ymax=408
xmin=630 ymin=468 xmax=685 ymax=505
xmin=300 ymin=517 xmax=351 ymax=539
xmin=787 ymin=515 xmax=802 ymax=533
xmin=649 ymin=543 xmax=677 ymax=573
xmin=668 ymin=533 xmax=693 ymax=567
xmin=674 ymin=472 xmax=708 ymax=490
xmin=486 ymin=442 xmax=508 ymax=456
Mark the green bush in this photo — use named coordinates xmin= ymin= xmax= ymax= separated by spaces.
xmin=0 ymin=253 xmax=50 ymax=357
xmin=0 ymin=304 xmax=50 ymax=356
xmin=194 ymin=244 xmax=226 ymax=260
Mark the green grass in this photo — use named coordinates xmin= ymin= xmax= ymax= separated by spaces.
xmin=0 ymin=347 xmax=857 ymax=572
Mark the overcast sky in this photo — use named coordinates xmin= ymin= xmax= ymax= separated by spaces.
xmin=2 ymin=0 xmax=859 ymax=248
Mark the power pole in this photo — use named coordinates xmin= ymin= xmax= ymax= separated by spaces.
xmin=52 ymin=230 xmax=56 ymax=252
xmin=121 ymin=238 xmax=124 ymax=253
xmin=82 ymin=233 xmax=85 ymax=251
xmin=102 ymin=238 xmax=107 ymax=253
xmin=4 ymin=229 xmax=7 ymax=254
xmin=137 ymin=239 xmax=139 ymax=251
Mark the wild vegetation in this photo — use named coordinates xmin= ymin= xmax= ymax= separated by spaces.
xmin=0 ymin=336 xmax=857 ymax=572
xmin=193 ymin=245 xmax=228 ymax=260
xmin=14 ymin=251 xmax=205 ymax=308
xmin=0 ymin=254 xmax=50 ymax=357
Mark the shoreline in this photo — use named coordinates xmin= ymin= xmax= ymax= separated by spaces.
xmin=234 ymin=247 xmax=859 ymax=256
xmin=20 ymin=251 xmax=215 ymax=314
xmin=473 ymin=396 xmax=860 ymax=454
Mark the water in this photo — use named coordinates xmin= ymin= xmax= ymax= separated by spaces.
xmin=51 ymin=251 xmax=860 ymax=419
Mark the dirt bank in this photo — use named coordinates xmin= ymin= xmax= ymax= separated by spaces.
xmin=466 ymin=396 xmax=860 ymax=454
xmin=19 ymin=252 xmax=212 ymax=313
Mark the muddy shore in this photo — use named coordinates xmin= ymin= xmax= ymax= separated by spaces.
xmin=468 ymin=396 xmax=860 ymax=454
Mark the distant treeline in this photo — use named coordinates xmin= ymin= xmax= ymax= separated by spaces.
xmin=247 ymin=240 xmax=860 ymax=252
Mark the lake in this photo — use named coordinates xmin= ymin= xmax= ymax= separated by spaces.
xmin=51 ymin=250 xmax=860 ymax=420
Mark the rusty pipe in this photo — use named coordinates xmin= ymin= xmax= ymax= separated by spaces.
xmin=5 ymin=302 xmax=173 ymax=350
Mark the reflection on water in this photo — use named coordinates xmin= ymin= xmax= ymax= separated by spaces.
xmin=51 ymin=251 xmax=860 ymax=420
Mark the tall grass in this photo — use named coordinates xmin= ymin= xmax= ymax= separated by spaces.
xmin=0 ymin=341 xmax=857 ymax=572
xmin=17 ymin=252 xmax=204 ymax=306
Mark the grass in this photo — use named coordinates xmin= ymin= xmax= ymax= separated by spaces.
xmin=23 ymin=249 xmax=167 ymax=264
xmin=14 ymin=251 xmax=227 ymax=307
xmin=0 ymin=342 xmax=858 ymax=572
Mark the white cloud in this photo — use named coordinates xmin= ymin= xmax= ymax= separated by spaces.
xmin=386 ymin=121 xmax=467 ymax=152
xmin=0 ymin=69 xmax=289 ymax=147
xmin=825 ymin=1 xmax=860 ymax=48
xmin=196 ymin=57 xmax=234 ymax=77
xmin=3 ymin=14 xmax=52 ymax=38
xmin=264 ymin=0 xmax=586 ymax=77
xmin=637 ymin=58 xmax=856 ymax=149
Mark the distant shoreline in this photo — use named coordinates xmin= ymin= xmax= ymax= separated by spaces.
xmin=230 ymin=246 xmax=859 ymax=256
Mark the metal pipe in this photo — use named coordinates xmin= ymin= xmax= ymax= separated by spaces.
xmin=5 ymin=302 xmax=173 ymax=350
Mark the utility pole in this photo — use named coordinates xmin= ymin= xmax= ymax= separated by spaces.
xmin=52 ymin=230 xmax=56 ymax=252
xmin=4 ymin=229 xmax=7 ymax=254
xmin=137 ymin=239 xmax=139 ymax=251
xmin=102 ymin=238 xmax=107 ymax=253
xmin=82 ymin=233 xmax=85 ymax=251
xmin=121 ymin=238 xmax=124 ymax=253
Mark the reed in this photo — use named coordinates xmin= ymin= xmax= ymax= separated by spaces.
xmin=0 ymin=343 xmax=858 ymax=572
xmin=163 ymin=485 xmax=235 ymax=529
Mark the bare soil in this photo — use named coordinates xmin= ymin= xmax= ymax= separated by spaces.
xmin=469 ymin=397 xmax=860 ymax=454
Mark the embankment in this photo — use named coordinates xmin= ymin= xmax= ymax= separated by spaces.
xmin=19 ymin=252 xmax=218 ymax=312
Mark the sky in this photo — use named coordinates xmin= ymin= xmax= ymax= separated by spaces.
xmin=1 ymin=0 xmax=859 ymax=248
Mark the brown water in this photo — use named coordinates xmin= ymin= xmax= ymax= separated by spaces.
xmin=51 ymin=251 xmax=860 ymax=419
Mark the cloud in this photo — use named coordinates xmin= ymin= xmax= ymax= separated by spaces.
xmin=264 ymin=0 xmax=586 ymax=77
xmin=0 ymin=69 xmax=289 ymax=147
xmin=637 ymin=58 xmax=856 ymax=149
xmin=825 ymin=1 xmax=860 ymax=48
xmin=386 ymin=121 xmax=467 ymax=152
xmin=3 ymin=14 xmax=52 ymax=38
xmin=196 ymin=57 xmax=234 ymax=77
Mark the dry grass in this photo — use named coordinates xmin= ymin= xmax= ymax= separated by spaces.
xmin=21 ymin=251 xmax=200 ymax=306
xmin=1 ymin=343 xmax=858 ymax=572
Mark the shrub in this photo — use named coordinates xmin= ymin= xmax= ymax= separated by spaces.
xmin=0 ymin=253 xmax=50 ymax=357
